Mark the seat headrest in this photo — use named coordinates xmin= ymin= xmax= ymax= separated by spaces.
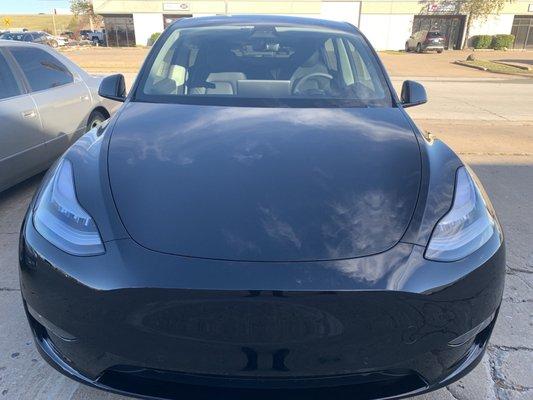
xmin=207 ymin=72 xmax=247 ymax=82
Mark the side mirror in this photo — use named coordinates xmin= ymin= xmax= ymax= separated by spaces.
xmin=99 ymin=74 xmax=126 ymax=102
xmin=401 ymin=80 xmax=427 ymax=108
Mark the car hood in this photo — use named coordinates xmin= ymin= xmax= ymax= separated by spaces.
xmin=108 ymin=102 xmax=421 ymax=262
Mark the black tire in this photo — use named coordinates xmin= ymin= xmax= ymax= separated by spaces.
xmin=437 ymin=49 xmax=443 ymax=54
xmin=86 ymin=110 xmax=107 ymax=132
xmin=92 ymin=37 xmax=100 ymax=46
xmin=416 ymin=43 xmax=422 ymax=53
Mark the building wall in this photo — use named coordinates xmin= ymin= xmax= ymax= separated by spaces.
xmin=321 ymin=1 xmax=360 ymax=27
xmin=469 ymin=14 xmax=515 ymax=37
xmin=358 ymin=1 xmax=532 ymax=50
xmin=93 ymin=1 xmax=322 ymax=15
xmin=133 ymin=13 xmax=165 ymax=45
xmin=359 ymin=14 xmax=412 ymax=50
xmin=93 ymin=0 xmax=533 ymax=49
xmin=94 ymin=0 xmax=533 ymax=17
xmin=360 ymin=0 xmax=532 ymax=15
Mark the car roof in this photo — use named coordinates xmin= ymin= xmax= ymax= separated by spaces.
xmin=170 ymin=14 xmax=359 ymax=34
xmin=0 ymin=31 xmax=37 ymax=36
xmin=0 ymin=39 xmax=47 ymax=47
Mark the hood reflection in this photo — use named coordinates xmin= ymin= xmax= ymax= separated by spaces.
xmin=108 ymin=103 xmax=421 ymax=261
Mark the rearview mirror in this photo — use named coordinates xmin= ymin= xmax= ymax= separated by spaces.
xmin=401 ymin=80 xmax=427 ymax=108
xmin=99 ymin=74 xmax=126 ymax=102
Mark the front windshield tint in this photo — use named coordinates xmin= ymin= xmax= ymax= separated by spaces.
xmin=135 ymin=23 xmax=393 ymax=107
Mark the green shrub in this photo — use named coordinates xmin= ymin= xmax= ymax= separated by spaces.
xmin=148 ymin=32 xmax=162 ymax=46
xmin=491 ymin=34 xmax=515 ymax=50
xmin=471 ymin=35 xmax=492 ymax=49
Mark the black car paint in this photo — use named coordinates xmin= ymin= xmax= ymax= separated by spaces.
xmin=19 ymin=203 xmax=505 ymax=398
xmin=99 ymin=73 xmax=127 ymax=102
xmin=108 ymin=103 xmax=421 ymax=262
xmin=19 ymin=15 xmax=505 ymax=400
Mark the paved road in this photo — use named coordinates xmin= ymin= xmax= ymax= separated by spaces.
xmin=0 ymin=75 xmax=531 ymax=400
xmin=392 ymin=76 xmax=533 ymax=122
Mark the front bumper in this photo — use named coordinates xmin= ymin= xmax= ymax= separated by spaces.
xmin=20 ymin=213 xmax=505 ymax=400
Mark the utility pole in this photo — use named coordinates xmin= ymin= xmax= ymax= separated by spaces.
xmin=52 ymin=9 xmax=57 ymax=35
xmin=37 ymin=0 xmax=65 ymax=34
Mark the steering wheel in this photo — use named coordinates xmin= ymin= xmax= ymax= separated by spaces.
xmin=293 ymin=72 xmax=333 ymax=95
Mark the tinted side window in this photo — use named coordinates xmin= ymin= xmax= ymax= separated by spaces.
xmin=0 ymin=53 xmax=21 ymax=100
xmin=10 ymin=47 xmax=73 ymax=92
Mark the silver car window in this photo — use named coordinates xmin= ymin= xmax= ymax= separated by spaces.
xmin=0 ymin=52 xmax=21 ymax=100
xmin=10 ymin=47 xmax=73 ymax=92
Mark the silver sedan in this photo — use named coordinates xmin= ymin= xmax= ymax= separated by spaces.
xmin=0 ymin=40 xmax=120 ymax=192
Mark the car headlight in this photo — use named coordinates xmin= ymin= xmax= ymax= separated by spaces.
xmin=33 ymin=159 xmax=105 ymax=256
xmin=425 ymin=166 xmax=495 ymax=262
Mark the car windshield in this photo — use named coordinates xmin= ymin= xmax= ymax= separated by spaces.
xmin=135 ymin=22 xmax=393 ymax=108
xmin=427 ymin=31 xmax=443 ymax=38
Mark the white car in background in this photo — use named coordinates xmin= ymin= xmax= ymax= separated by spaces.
xmin=0 ymin=40 xmax=121 ymax=192
xmin=43 ymin=32 xmax=69 ymax=47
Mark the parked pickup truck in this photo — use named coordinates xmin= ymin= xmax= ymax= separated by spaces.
xmin=84 ymin=30 xmax=106 ymax=45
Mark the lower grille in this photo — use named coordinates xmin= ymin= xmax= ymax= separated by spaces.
xmin=97 ymin=366 xmax=427 ymax=400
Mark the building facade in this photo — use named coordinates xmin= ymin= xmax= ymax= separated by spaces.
xmin=92 ymin=0 xmax=533 ymax=50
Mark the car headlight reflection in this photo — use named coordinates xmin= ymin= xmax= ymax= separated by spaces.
xmin=425 ymin=166 xmax=495 ymax=262
xmin=33 ymin=159 xmax=105 ymax=256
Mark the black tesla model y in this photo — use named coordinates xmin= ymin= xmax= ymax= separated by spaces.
xmin=19 ymin=15 xmax=505 ymax=400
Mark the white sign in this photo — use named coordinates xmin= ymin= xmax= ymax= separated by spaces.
xmin=529 ymin=4 xmax=533 ymax=12
xmin=163 ymin=3 xmax=190 ymax=12
xmin=427 ymin=2 xmax=457 ymax=13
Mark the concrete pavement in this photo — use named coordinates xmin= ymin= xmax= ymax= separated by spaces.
xmin=0 ymin=73 xmax=532 ymax=399
xmin=393 ymin=76 xmax=533 ymax=122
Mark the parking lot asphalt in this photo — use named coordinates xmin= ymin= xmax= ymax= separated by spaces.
xmin=0 ymin=71 xmax=532 ymax=399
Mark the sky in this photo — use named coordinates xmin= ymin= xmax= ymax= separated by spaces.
xmin=0 ymin=0 xmax=71 ymax=14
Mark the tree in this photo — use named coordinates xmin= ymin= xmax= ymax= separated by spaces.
xmin=456 ymin=0 xmax=509 ymax=49
xmin=70 ymin=0 xmax=99 ymax=30
xmin=423 ymin=1 xmax=510 ymax=49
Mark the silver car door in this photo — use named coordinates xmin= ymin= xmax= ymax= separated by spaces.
xmin=0 ymin=49 xmax=46 ymax=192
xmin=8 ymin=46 xmax=92 ymax=164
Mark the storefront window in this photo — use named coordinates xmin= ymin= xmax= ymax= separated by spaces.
xmin=511 ymin=16 xmax=533 ymax=50
xmin=103 ymin=15 xmax=136 ymax=47
xmin=412 ymin=15 xmax=465 ymax=50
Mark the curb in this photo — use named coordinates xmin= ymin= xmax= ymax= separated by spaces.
xmin=454 ymin=61 xmax=488 ymax=71
xmin=492 ymin=60 xmax=531 ymax=71
xmin=454 ymin=60 xmax=533 ymax=78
